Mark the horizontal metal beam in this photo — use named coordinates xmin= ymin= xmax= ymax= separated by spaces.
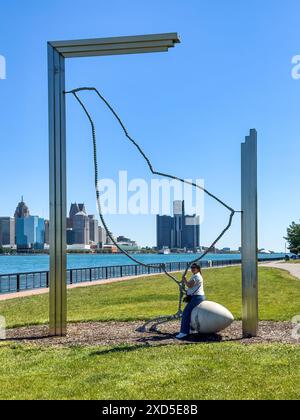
xmin=49 ymin=33 xmax=180 ymax=58
xmin=61 ymin=47 xmax=170 ymax=59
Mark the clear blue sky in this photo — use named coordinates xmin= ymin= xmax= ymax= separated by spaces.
xmin=0 ymin=0 xmax=299 ymax=250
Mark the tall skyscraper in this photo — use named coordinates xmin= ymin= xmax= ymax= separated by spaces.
xmin=69 ymin=203 xmax=80 ymax=219
xmin=0 ymin=217 xmax=15 ymax=247
xmin=156 ymin=201 xmax=200 ymax=251
xmin=156 ymin=215 xmax=173 ymax=249
xmin=173 ymin=200 xmax=185 ymax=249
xmin=184 ymin=215 xmax=200 ymax=249
xmin=16 ymin=216 xmax=45 ymax=250
xmin=68 ymin=203 xmax=80 ymax=229
xmin=73 ymin=211 xmax=90 ymax=245
xmin=14 ymin=197 xmax=30 ymax=219
xmin=88 ymin=215 xmax=99 ymax=244
xmin=67 ymin=203 xmax=101 ymax=247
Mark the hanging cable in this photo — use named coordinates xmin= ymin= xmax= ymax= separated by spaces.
xmin=65 ymin=87 xmax=237 ymax=331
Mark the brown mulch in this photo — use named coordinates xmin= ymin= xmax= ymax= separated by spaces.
xmin=3 ymin=321 xmax=299 ymax=348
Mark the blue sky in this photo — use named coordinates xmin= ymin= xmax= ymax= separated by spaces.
xmin=0 ymin=0 xmax=299 ymax=250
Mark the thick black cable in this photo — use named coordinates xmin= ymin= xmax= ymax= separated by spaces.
xmin=65 ymin=87 xmax=237 ymax=322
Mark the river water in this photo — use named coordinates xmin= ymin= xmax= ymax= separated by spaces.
xmin=0 ymin=253 xmax=286 ymax=275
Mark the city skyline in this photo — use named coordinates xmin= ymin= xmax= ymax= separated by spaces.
xmin=0 ymin=197 xmax=141 ymax=251
xmin=0 ymin=196 xmax=274 ymax=253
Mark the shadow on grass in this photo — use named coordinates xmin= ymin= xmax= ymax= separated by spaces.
xmin=90 ymin=343 xmax=152 ymax=356
xmin=89 ymin=332 xmax=237 ymax=357
xmin=138 ymin=331 xmax=225 ymax=344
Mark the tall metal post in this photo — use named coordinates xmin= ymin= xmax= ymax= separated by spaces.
xmin=48 ymin=45 xmax=67 ymax=336
xmin=241 ymin=129 xmax=258 ymax=337
xmin=48 ymin=33 xmax=180 ymax=336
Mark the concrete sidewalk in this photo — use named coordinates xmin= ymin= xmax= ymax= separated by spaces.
xmin=260 ymin=262 xmax=300 ymax=280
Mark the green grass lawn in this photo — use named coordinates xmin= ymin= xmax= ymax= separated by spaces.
xmin=0 ymin=342 xmax=299 ymax=400
xmin=0 ymin=266 xmax=299 ymax=400
xmin=0 ymin=266 xmax=299 ymax=328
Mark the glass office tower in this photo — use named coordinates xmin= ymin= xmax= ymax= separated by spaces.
xmin=16 ymin=216 xmax=45 ymax=250
xmin=157 ymin=201 xmax=200 ymax=251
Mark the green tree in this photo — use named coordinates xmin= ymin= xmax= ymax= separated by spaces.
xmin=285 ymin=221 xmax=300 ymax=254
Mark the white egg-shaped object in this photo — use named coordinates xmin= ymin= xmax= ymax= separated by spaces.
xmin=191 ymin=301 xmax=234 ymax=334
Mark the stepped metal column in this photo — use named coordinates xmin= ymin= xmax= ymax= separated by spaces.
xmin=48 ymin=33 xmax=180 ymax=336
xmin=241 ymin=129 xmax=258 ymax=337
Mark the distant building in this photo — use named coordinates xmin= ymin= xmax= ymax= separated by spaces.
xmin=88 ymin=215 xmax=99 ymax=244
xmin=78 ymin=203 xmax=86 ymax=213
xmin=0 ymin=217 xmax=15 ymax=247
xmin=106 ymin=230 xmax=115 ymax=246
xmin=44 ymin=220 xmax=49 ymax=245
xmin=116 ymin=235 xmax=138 ymax=250
xmin=16 ymin=216 xmax=45 ymax=250
xmin=183 ymin=215 xmax=200 ymax=250
xmin=14 ymin=197 xmax=30 ymax=219
xmin=156 ymin=201 xmax=200 ymax=251
xmin=69 ymin=203 xmax=80 ymax=219
xmin=117 ymin=236 xmax=130 ymax=243
xmin=222 ymin=247 xmax=231 ymax=253
xmin=66 ymin=229 xmax=76 ymax=246
xmin=156 ymin=215 xmax=173 ymax=250
xmin=117 ymin=236 xmax=137 ymax=246
xmin=73 ymin=211 xmax=89 ymax=245
xmin=173 ymin=201 xmax=184 ymax=249
xmin=98 ymin=226 xmax=107 ymax=248
xmin=67 ymin=203 xmax=94 ymax=246
xmin=259 ymin=249 xmax=272 ymax=254
xmin=67 ymin=203 xmax=80 ymax=229
xmin=67 ymin=244 xmax=90 ymax=251
xmin=103 ymin=245 xmax=118 ymax=253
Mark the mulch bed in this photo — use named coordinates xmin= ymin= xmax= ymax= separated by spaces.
xmin=4 ymin=321 xmax=299 ymax=348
